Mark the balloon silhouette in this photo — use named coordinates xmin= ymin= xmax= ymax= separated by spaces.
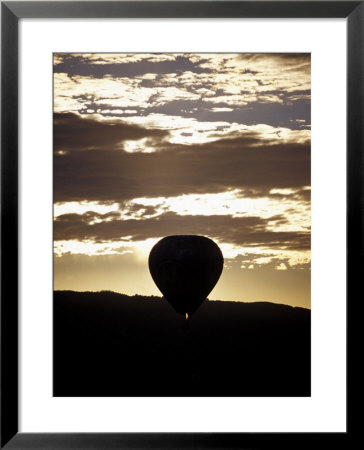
xmin=148 ymin=235 xmax=223 ymax=319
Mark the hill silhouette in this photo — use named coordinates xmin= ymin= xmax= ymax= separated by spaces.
xmin=54 ymin=291 xmax=310 ymax=397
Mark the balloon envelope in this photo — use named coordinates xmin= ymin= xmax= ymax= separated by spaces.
xmin=148 ymin=235 xmax=223 ymax=317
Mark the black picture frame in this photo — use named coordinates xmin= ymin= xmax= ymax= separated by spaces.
xmin=1 ymin=1 xmax=359 ymax=448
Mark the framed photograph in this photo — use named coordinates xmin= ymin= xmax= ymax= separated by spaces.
xmin=1 ymin=1 xmax=358 ymax=448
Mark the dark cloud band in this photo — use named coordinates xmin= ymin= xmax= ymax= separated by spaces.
xmin=54 ymin=211 xmax=310 ymax=252
xmin=54 ymin=113 xmax=310 ymax=203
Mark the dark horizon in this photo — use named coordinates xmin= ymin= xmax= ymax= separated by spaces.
xmin=54 ymin=290 xmax=311 ymax=397
xmin=54 ymin=288 xmax=311 ymax=310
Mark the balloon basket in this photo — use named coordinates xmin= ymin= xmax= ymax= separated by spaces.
xmin=182 ymin=320 xmax=190 ymax=331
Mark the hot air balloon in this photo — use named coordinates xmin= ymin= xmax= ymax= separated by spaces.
xmin=148 ymin=235 xmax=223 ymax=321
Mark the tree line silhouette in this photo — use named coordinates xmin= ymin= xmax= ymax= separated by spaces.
xmin=54 ymin=290 xmax=310 ymax=397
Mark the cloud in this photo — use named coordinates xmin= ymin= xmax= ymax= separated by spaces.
xmin=54 ymin=112 xmax=169 ymax=152
xmin=54 ymin=210 xmax=310 ymax=252
xmin=54 ymin=54 xmax=212 ymax=78
xmin=54 ymin=115 xmax=310 ymax=202
xmin=62 ymin=94 xmax=310 ymax=131
xmin=54 ymin=53 xmax=310 ymax=130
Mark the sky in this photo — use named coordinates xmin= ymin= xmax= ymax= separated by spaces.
xmin=53 ymin=53 xmax=311 ymax=308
